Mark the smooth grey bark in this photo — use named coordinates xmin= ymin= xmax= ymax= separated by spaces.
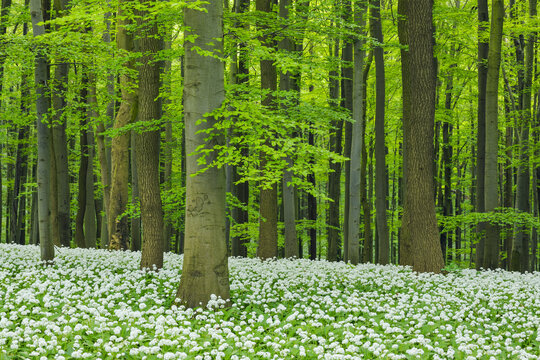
xmin=347 ymin=0 xmax=367 ymax=265
xmin=483 ymin=0 xmax=504 ymax=270
xmin=30 ymin=0 xmax=54 ymax=261
xmin=176 ymin=0 xmax=230 ymax=307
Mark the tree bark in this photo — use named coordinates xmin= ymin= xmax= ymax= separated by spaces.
xmin=483 ymin=0 xmax=504 ymax=270
xmin=399 ymin=0 xmax=443 ymax=273
xmin=176 ymin=0 xmax=230 ymax=307
xmin=279 ymin=0 xmax=298 ymax=259
xmin=327 ymin=35 xmax=341 ymax=262
xmin=75 ymin=76 xmax=89 ymax=249
xmin=347 ymin=0 xmax=367 ymax=265
xmin=30 ymin=0 xmax=54 ymax=261
xmin=137 ymin=2 xmax=165 ymax=270
xmin=108 ymin=0 xmax=137 ymax=251
xmin=371 ymin=0 xmax=389 ymax=265
xmin=475 ymin=0 xmax=489 ymax=269
xmin=256 ymin=0 xmax=278 ymax=260
xmin=511 ymin=0 xmax=535 ymax=273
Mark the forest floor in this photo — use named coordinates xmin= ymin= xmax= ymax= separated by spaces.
xmin=0 ymin=244 xmax=539 ymax=360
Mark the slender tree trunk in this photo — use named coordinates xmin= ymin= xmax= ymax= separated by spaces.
xmin=511 ymin=0 xmax=535 ymax=273
xmin=327 ymin=35 xmax=341 ymax=262
xmin=341 ymin=0 xmax=353 ymax=261
xmin=137 ymin=2 xmax=165 ymax=270
xmin=130 ymin=134 xmax=141 ymax=251
xmin=75 ymin=77 xmax=89 ymax=249
xmin=108 ymin=0 xmax=137 ymax=250
xmin=371 ymin=0 xmax=389 ymax=265
xmin=256 ymin=0 xmax=278 ymax=260
xmin=308 ymin=130 xmax=317 ymax=261
xmin=279 ymin=0 xmax=298 ymax=259
xmin=347 ymin=0 xmax=366 ymax=265
xmin=31 ymin=0 xmax=54 ymax=261
xmin=176 ymin=0 xmax=230 ymax=307
xmin=85 ymin=125 xmax=97 ymax=248
xmin=399 ymin=0 xmax=443 ymax=273
xmin=475 ymin=0 xmax=489 ymax=269
xmin=483 ymin=0 xmax=504 ymax=270
xmin=442 ymin=53 xmax=457 ymax=263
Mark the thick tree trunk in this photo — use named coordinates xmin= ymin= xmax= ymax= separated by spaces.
xmin=108 ymin=0 xmax=137 ymax=251
xmin=399 ymin=0 xmax=444 ymax=273
xmin=475 ymin=0 xmax=489 ymax=269
xmin=31 ymin=0 xmax=54 ymax=261
xmin=483 ymin=0 xmax=504 ymax=270
xmin=176 ymin=0 xmax=230 ymax=308
xmin=137 ymin=4 xmax=165 ymax=270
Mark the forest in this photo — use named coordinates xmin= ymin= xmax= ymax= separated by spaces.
xmin=1 ymin=0 xmax=540 ymax=358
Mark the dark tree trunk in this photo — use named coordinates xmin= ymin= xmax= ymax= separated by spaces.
xmin=475 ymin=0 xmax=489 ymax=269
xmin=483 ymin=0 xmax=504 ymax=270
xmin=137 ymin=4 xmax=165 ymax=270
xmin=256 ymin=0 xmax=278 ymax=260
xmin=399 ymin=0 xmax=444 ymax=273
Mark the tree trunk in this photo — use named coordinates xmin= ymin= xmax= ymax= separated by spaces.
xmin=108 ymin=0 xmax=137 ymax=251
xmin=30 ymin=0 xmax=54 ymax=261
xmin=347 ymin=0 xmax=366 ymax=265
xmin=511 ymin=0 xmax=535 ymax=273
xmin=256 ymin=0 xmax=278 ymax=260
xmin=279 ymin=0 xmax=298 ymax=259
xmin=371 ymin=0 xmax=389 ymax=265
xmin=327 ymin=36 xmax=341 ymax=262
xmin=399 ymin=0 xmax=443 ymax=273
xmin=475 ymin=0 xmax=489 ymax=269
xmin=131 ymin=134 xmax=141 ymax=251
xmin=483 ymin=0 xmax=504 ymax=270
xmin=85 ymin=124 xmax=97 ymax=248
xmin=442 ymin=52 xmax=457 ymax=263
xmin=137 ymin=3 xmax=165 ymax=270
xmin=341 ymin=0 xmax=353 ymax=262
xmin=176 ymin=0 xmax=230 ymax=308
xmin=75 ymin=76 xmax=89 ymax=249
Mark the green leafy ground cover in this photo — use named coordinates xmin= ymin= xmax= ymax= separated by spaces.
xmin=0 ymin=244 xmax=539 ymax=359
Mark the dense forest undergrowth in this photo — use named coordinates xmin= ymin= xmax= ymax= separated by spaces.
xmin=1 ymin=244 xmax=540 ymax=359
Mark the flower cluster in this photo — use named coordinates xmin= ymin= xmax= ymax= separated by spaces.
xmin=0 ymin=244 xmax=539 ymax=359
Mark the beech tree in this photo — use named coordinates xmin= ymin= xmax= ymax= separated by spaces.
xmin=176 ymin=0 xmax=230 ymax=307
